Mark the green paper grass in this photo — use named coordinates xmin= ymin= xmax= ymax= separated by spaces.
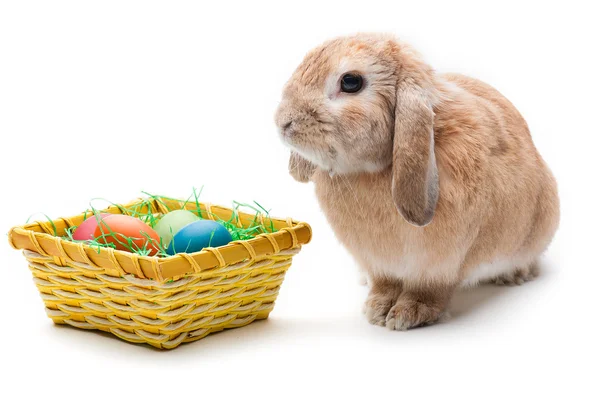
xmin=29 ymin=188 xmax=278 ymax=258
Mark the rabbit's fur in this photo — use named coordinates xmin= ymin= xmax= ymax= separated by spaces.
xmin=275 ymin=33 xmax=559 ymax=330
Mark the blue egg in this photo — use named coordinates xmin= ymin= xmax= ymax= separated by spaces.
xmin=166 ymin=220 xmax=232 ymax=255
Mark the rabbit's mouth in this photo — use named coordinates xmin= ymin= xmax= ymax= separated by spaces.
xmin=292 ymin=142 xmax=381 ymax=176
xmin=279 ymin=119 xmax=386 ymax=175
xmin=289 ymin=143 xmax=338 ymax=173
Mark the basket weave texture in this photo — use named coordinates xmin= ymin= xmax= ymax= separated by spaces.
xmin=8 ymin=197 xmax=312 ymax=349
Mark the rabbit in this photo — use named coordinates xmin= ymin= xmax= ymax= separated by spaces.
xmin=274 ymin=33 xmax=560 ymax=330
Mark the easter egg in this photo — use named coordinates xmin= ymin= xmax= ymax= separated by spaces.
xmin=93 ymin=214 xmax=160 ymax=255
xmin=154 ymin=210 xmax=200 ymax=247
xmin=73 ymin=213 xmax=111 ymax=241
xmin=166 ymin=220 xmax=232 ymax=255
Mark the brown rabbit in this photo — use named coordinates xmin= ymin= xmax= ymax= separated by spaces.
xmin=274 ymin=33 xmax=560 ymax=330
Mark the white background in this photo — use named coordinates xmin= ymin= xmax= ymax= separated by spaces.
xmin=1 ymin=1 xmax=598 ymax=396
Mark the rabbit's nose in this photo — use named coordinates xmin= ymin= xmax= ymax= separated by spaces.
xmin=282 ymin=120 xmax=294 ymax=137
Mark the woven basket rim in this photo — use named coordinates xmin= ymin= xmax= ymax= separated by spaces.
xmin=8 ymin=196 xmax=312 ymax=282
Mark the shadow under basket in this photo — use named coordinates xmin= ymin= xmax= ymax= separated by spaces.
xmin=8 ymin=197 xmax=312 ymax=349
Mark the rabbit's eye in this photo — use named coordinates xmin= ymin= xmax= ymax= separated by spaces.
xmin=340 ymin=73 xmax=363 ymax=93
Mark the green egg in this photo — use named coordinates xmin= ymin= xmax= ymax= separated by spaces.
xmin=154 ymin=210 xmax=200 ymax=247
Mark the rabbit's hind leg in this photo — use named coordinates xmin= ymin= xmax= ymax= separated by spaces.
xmin=492 ymin=260 xmax=540 ymax=286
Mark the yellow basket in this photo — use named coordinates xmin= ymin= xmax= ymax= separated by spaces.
xmin=7 ymin=197 xmax=312 ymax=349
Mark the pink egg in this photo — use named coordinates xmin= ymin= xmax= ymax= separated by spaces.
xmin=73 ymin=213 xmax=111 ymax=241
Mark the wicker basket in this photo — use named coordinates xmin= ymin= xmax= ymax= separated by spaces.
xmin=7 ymin=197 xmax=312 ymax=349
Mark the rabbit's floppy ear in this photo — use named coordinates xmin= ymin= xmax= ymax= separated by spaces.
xmin=391 ymin=79 xmax=439 ymax=226
xmin=289 ymin=151 xmax=316 ymax=183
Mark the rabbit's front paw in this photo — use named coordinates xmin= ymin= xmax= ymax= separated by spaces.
xmin=363 ymin=276 xmax=403 ymax=326
xmin=363 ymin=294 xmax=394 ymax=326
xmin=385 ymin=298 xmax=445 ymax=331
